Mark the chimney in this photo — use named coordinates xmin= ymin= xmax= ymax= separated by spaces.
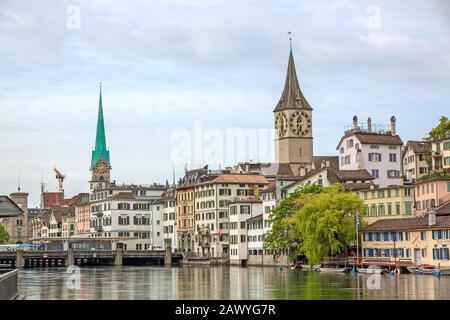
xmin=367 ymin=117 xmax=372 ymax=133
xmin=390 ymin=116 xmax=396 ymax=136
xmin=352 ymin=115 xmax=358 ymax=131
xmin=428 ymin=211 xmax=436 ymax=226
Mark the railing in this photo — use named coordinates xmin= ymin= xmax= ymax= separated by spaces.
xmin=0 ymin=270 xmax=19 ymax=300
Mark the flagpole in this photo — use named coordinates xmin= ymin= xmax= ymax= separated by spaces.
xmin=356 ymin=210 xmax=359 ymax=268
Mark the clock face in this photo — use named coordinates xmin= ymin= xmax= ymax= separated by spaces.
xmin=289 ymin=111 xmax=311 ymax=136
xmin=275 ymin=112 xmax=288 ymax=137
xmin=95 ymin=158 xmax=109 ymax=175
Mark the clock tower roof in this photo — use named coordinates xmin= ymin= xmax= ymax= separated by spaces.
xmin=91 ymin=83 xmax=111 ymax=170
xmin=274 ymin=46 xmax=312 ymax=112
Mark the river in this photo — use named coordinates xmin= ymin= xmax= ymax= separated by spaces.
xmin=18 ymin=266 xmax=450 ymax=300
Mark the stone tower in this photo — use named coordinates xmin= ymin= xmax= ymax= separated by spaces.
xmin=274 ymin=45 xmax=313 ymax=174
xmin=90 ymin=84 xmax=111 ymax=191
xmin=9 ymin=191 xmax=29 ymax=243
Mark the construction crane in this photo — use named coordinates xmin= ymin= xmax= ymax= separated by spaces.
xmin=53 ymin=168 xmax=66 ymax=192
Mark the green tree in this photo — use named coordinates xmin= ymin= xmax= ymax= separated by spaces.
xmin=0 ymin=224 xmax=10 ymax=244
xmin=429 ymin=116 xmax=450 ymax=139
xmin=292 ymin=184 xmax=365 ymax=266
xmin=265 ymin=183 xmax=323 ymax=259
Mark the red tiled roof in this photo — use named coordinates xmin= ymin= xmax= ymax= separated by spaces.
xmin=337 ymin=132 xmax=403 ymax=149
xmin=362 ymin=215 xmax=450 ymax=232
xmin=212 ymin=174 xmax=269 ymax=185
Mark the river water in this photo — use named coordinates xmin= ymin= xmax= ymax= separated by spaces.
xmin=18 ymin=266 xmax=450 ymax=300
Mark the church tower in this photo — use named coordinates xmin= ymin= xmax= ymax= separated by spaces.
xmin=90 ymin=84 xmax=111 ymax=191
xmin=274 ymin=42 xmax=313 ymax=174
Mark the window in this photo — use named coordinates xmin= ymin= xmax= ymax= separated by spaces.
xmin=405 ymin=202 xmax=413 ymax=215
xmin=371 ymin=169 xmax=379 ymax=179
xmin=344 ymin=155 xmax=351 ymax=165
xmin=368 ymin=153 xmax=382 ymax=162
xmin=389 ymin=153 xmax=397 ymax=162
xmin=387 ymin=170 xmax=400 ymax=179
xmin=420 ymin=231 xmax=426 ymax=241
xmin=340 ymin=147 xmax=344 ymax=154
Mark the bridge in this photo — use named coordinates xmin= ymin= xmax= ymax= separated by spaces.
xmin=0 ymin=249 xmax=183 ymax=268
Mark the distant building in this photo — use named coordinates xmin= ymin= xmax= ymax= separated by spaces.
xmin=414 ymin=177 xmax=450 ymax=216
xmin=431 ymin=135 xmax=450 ymax=172
xmin=229 ymin=198 xmax=262 ymax=265
xmin=162 ymin=188 xmax=177 ymax=251
xmin=74 ymin=193 xmax=90 ymax=237
xmin=361 ymin=212 xmax=450 ymax=267
xmin=1 ymin=191 xmax=30 ymax=243
xmin=336 ymin=116 xmax=403 ymax=188
xmin=193 ymin=174 xmax=269 ymax=257
xmin=402 ymin=140 xmax=431 ymax=182
xmin=358 ymin=184 xmax=415 ymax=225
xmin=176 ymin=167 xmax=209 ymax=253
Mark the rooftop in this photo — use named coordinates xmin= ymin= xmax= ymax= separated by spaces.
xmin=362 ymin=215 xmax=450 ymax=232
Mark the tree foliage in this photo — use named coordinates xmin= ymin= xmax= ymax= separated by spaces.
xmin=265 ymin=183 xmax=365 ymax=265
xmin=265 ymin=183 xmax=323 ymax=258
xmin=429 ymin=116 xmax=450 ymax=139
xmin=292 ymin=184 xmax=365 ymax=266
xmin=0 ymin=224 xmax=10 ymax=244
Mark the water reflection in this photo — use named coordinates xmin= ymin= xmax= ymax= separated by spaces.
xmin=18 ymin=266 xmax=450 ymax=300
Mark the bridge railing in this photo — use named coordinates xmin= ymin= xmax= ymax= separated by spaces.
xmin=0 ymin=270 xmax=19 ymax=300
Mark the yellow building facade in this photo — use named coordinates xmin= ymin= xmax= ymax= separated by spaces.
xmin=358 ymin=185 xmax=415 ymax=225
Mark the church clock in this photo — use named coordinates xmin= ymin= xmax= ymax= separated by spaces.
xmin=95 ymin=158 xmax=109 ymax=175
xmin=275 ymin=112 xmax=288 ymax=137
xmin=289 ymin=111 xmax=311 ymax=136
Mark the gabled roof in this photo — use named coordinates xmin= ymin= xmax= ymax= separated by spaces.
xmin=312 ymin=156 xmax=339 ymax=170
xmin=212 ymin=174 xmax=269 ymax=185
xmin=336 ymin=132 xmax=403 ymax=149
xmin=273 ymin=48 xmax=312 ymax=112
xmin=362 ymin=215 xmax=450 ymax=232
xmin=403 ymin=140 xmax=431 ymax=156
xmin=0 ymin=195 xmax=24 ymax=217
xmin=435 ymin=201 xmax=450 ymax=216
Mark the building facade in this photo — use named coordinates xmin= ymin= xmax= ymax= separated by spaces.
xmin=336 ymin=116 xmax=403 ymax=188
xmin=162 ymin=188 xmax=177 ymax=251
xmin=3 ymin=191 xmax=30 ymax=243
xmin=229 ymin=199 xmax=262 ymax=265
xmin=431 ymin=136 xmax=450 ymax=172
xmin=414 ymin=178 xmax=450 ymax=216
xmin=402 ymin=140 xmax=431 ymax=182
xmin=194 ymin=174 xmax=269 ymax=257
xmin=358 ymin=184 xmax=415 ymax=225
xmin=361 ymin=213 xmax=450 ymax=267
xmin=75 ymin=193 xmax=90 ymax=236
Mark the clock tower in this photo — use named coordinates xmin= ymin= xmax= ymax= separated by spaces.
xmin=274 ymin=44 xmax=313 ymax=174
xmin=90 ymin=83 xmax=111 ymax=191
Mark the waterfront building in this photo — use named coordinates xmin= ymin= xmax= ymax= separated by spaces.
xmin=229 ymin=198 xmax=262 ymax=265
xmin=282 ymin=166 xmax=375 ymax=195
xmin=162 ymin=188 xmax=177 ymax=251
xmin=246 ymin=214 xmax=265 ymax=265
xmin=358 ymin=184 xmax=415 ymax=225
xmin=361 ymin=212 xmax=450 ymax=267
xmin=176 ymin=167 xmax=209 ymax=253
xmin=262 ymin=182 xmax=276 ymax=238
xmin=273 ymin=45 xmax=313 ymax=175
xmin=336 ymin=116 xmax=403 ymax=188
xmin=1 ymin=191 xmax=30 ymax=243
xmin=74 ymin=193 xmax=90 ymax=236
xmin=414 ymin=177 xmax=450 ymax=216
xmin=0 ymin=195 xmax=24 ymax=241
xmin=402 ymin=140 xmax=431 ymax=182
xmin=193 ymin=174 xmax=269 ymax=257
xmin=431 ymin=135 xmax=450 ymax=172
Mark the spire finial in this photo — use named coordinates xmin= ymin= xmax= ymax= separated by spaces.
xmin=287 ymin=31 xmax=292 ymax=51
xmin=17 ymin=171 xmax=21 ymax=192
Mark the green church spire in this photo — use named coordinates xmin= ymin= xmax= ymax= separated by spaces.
xmin=91 ymin=83 xmax=111 ymax=169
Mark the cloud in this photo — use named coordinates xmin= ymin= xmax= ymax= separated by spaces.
xmin=0 ymin=0 xmax=449 ymax=206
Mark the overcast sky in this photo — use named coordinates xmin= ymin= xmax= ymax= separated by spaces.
xmin=0 ymin=0 xmax=449 ymax=207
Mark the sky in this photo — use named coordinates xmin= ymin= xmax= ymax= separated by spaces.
xmin=0 ymin=0 xmax=449 ymax=207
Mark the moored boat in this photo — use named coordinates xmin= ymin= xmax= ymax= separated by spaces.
xmin=316 ymin=267 xmax=347 ymax=273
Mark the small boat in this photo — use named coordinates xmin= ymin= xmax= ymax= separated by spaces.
xmin=357 ymin=267 xmax=386 ymax=274
xmin=315 ymin=267 xmax=347 ymax=273
xmin=407 ymin=266 xmax=439 ymax=275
